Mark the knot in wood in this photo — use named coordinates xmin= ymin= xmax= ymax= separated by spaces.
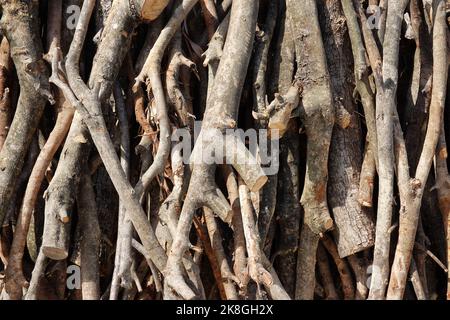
xmin=410 ymin=178 xmax=422 ymax=195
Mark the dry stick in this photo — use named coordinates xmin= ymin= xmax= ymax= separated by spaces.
xmin=388 ymin=1 xmax=443 ymax=298
xmin=116 ymin=83 xmax=134 ymax=295
xmin=203 ymin=17 xmax=229 ymax=121
xmin=253 ymin=0 xmax=278 ymax=118
xmin=256 ymin=157 xmax=278 ymax=248
xmin=128 ymin=29 xmax=161 ymax=156
xmin=341 ymin=0 xmax=379 ymax=207
xmin=23 ymin=249 xmax=47 ymax=300
xmin=192 ymin=215 xmax=227 ymax=300
xmin=287 ymin=0 xmax=332 ymax=218
xmin=222 ymin=166 xmax=249 ymax=295
xmin=435 ymin=127 xmax=450 ymax=299
xmin=238 ymin=177 xmax=272 ymax=298
xmin=414 ymin=240 xmax=448 ymax=273
xmin=4 ymin=0 xmax=75 ymax=299
xmin=348 ymin=254 xmax=370 ymax=300
xmin=201 ymin=3 xmax=231 ymax=111
xmin=78 ymin=172 xmax=101 ymax=300
xmin=42 ymin=0 xmax=140 ymax=261
xmin=9 ymin=139 xmax=40 ymax=231
xmin=392 ymin=113 xmax=424 ymax=297
xmin=125 ymin=55 xmax=155 ymax=152
xmin=254 ymin=7 xmax=296 ymax=132
xmin=264 ymin=3 xmax=297 ymax=296
xmin=409 ymin=258 xmax=427 ymax=300
xmin=200 ymin=0 xmax=220 ymax=104
xmin=387 ymin=0 xmax=448 ymax=299
xmin=226 ymin=167 xmax=279 ymax=299
xmin=182 ymin=249 xmax=206 ymax=301
xmin=0 ymin=37 xmax=11 ymax=151
xmin=151 ymin=146 xmax=202 ymax=298
xmin=0 ymin=39 xmax=12 ymax=262
xmin=317 ymin=244 xmax=339 ymax=300
xmin=359 ymin=141 xmax=377 ymax=207
xmin=254 ymin=0 xmax=282 ymax=247
xmin=321 ymin=235 xmax=355 ymax=300
xmin=204 ymin=208 xmax=239 ymax=299
xmin=285 ymin=0 xmax=334 ymax=300
xmin=423 ymin=1 xmax=435 ymax=31
xmin=6 ymin=99 xmax=73 ymax=294
xmin=261 ymin=30 xmax=290 ymax=147
xmin=164 ymin=0 xmax=264 ymax=300
xmin=166 ymin=30 xmax=196 ymax=129
xmin=348 ymin=0 xmax=381 ymax=190
xmin=261 ymin=0 xmax=294 ymax=268
xmin=131 ymin=239 xmax=163 ymax=294
xmin=321 ymin=0 xmax=375 ymax=258
xmin=405 ymin=0 xmax=438 ymax=299
xmin=179 ymin=62 xmax=194 ymax=126
xmin=354 ymin=0 xmax=387 ymax=162
xmin=52 ymin=0 xmax=168 ymax=275
xmin=202 ymin=11 xmax=230 ymax=72
xmin=377 ymin=0 xmax=388 ymax=47
xmin=137 ymin=0 xmax=204 ymax=297
xmin=413 ymin=220 xmax=431 ymax=298
xmin=67 ymin=0 xmax=168 ymax=270
xmin=40 ymin=0 xmax=97 ymax=263
xmin=352 ymin=0 xmax=383 ymax=91
xmin=0 ymin=0 xmax=54 ymax=226
xmin=138 ymin=8 xmax=203 ymax=298
xmin=166 ymin=211 xmax=207 ymax=300
xmin=317 ymin=1 xmax=351 ymax=131
xmin=404 ymin=0 xmax=433 ymax=172
xmin=193 ymin=217 xmax=227 ymax=300
xmin=139 ymin=19 xmax=199 ymax=300
xmin=266 ymin=86 xmax=300 ymax=139
xmin=135 ymin=0 xmax=200 ymax=202
xmin=273 ymin=124 xmax=301 ymax=298
xmin=260 ymin=255 xmax=291 ymax=300
xmin=351 ymin=0 xmax=392 ymax=297
xmin=110 ymin=83 xmax=133 ymax=300
xmin=364 ymin=0 xmax=409 ymax=300
xmin=130 ymin=262 xmax=142 ymax=296
xmin=159 ymin=141 xmax=187 ymax=236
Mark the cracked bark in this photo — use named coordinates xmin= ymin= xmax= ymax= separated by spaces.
xmin=286 ymin=0 xmax=335 ymax=300
xmin=319 ymin=0 xmax=375 ymax=258
xmin=0 ymin=0 xmax=52 ymax=226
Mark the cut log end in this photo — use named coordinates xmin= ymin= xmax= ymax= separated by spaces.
xmin=41 ymin=246 xmax=68 ymax=260
xmin=324 ymin=218 xmax=334 ymax=232
xmin=250 ymin=175 xmax=268 ymax=193
xmin=139 ymin=0 xmax=171 ymax=21
xmin=438 ymin=147 xmax=448 ymax=159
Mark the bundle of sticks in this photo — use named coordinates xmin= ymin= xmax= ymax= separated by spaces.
xmin=0 ymin=0 xmax=448 ymax=300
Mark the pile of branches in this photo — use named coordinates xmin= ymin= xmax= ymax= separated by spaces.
xmin=0 ymin=0 xmax=448 ymax=300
